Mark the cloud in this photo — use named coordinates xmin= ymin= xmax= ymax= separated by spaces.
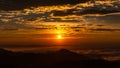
xmin=84 ymin=13 xmax=120 ymax=24
xmin=0 ymin=1 xmax=120 ymax=30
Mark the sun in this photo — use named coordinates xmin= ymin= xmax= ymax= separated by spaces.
xmin=57 ymin=34 xmax=62 ymax=39
xmin=54 ymin=29 xmax=65 ymax=39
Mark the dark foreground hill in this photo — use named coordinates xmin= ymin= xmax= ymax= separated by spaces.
xmin=0 ymin=48 xmax=120 ymax=68
xmin=0 ymin=0 xmax=89 ymax=10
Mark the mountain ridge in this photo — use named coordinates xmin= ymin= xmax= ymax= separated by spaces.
xmin=0 ymin=48 xmax=120 ymax=68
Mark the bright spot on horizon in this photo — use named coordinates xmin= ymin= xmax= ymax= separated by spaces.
xmin=57 ymin=34 xmax=62 ymax=39
xmin=54 ymin=29 xmax=65 ymax=39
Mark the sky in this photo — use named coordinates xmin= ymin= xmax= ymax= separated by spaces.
xmin=0 ymin=0 xmax=120 ymax=52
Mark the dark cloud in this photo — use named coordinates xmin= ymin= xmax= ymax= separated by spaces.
xmin=0 ymin=0 xmax=89 ymax=10
xmin=84 ymin=13 xmax=120 ymax=24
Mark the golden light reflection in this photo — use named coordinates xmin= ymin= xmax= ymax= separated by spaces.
xmin=55 ymin=29 xmax=65 ymax=34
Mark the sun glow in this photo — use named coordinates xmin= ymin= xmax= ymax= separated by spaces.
xmin=56 ymin=30 xmax=63 ymax=39
xmin=57 ymin=34 xmax=62 ymax=39
xmin=54 ymin=26 xmax=66 ymax=39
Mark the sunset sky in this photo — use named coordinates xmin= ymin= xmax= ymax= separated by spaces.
xmin=0 ymin=0 xmax=120 ymax=53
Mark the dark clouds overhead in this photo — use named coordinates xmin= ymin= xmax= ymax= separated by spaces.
xmin=0 ymin=0 xmax=89 ymax=10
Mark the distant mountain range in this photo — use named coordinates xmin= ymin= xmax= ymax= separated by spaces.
xmin=0 ymin=0 xmax=90 ymax=10
xmin=0 ymin=48 xmax=120 ymax=68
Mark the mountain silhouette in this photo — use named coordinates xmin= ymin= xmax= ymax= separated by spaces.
xmin=0 ymin=48 xmax=120 ymax=68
